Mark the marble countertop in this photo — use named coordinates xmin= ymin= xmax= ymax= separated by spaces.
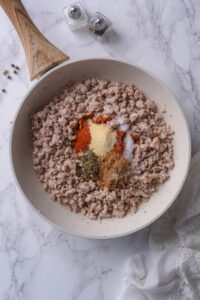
xmin=0 ymin=1 xmax=200 ymax=299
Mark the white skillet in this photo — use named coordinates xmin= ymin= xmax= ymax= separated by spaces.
xmin=1 ymin=0 xmax=191 ymax=238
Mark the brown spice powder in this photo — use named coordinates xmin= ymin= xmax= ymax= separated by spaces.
xmin=98 ymin=150 xmax=131 ymax=189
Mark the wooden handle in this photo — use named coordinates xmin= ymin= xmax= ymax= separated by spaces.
xmin=0 ymin=0 xmax=69 ymax=80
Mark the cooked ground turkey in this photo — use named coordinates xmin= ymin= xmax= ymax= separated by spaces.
xmin=31 ymin=78 xmax=174 ymax=219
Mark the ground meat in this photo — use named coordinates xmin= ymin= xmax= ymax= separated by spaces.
xmin=31 ymin=78 xmax=174 ymax=219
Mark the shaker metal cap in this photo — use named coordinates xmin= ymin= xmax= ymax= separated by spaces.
xmin=64 ymin=2 xmax=88 ymax=31
xmin=68 ymin=4 xmax=82 ymax=19
xmin=89 ymin=12 xmax=112 ymax=40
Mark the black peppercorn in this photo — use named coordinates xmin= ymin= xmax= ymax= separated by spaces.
xmin=3 ymin=70 xmax=9 ymax=76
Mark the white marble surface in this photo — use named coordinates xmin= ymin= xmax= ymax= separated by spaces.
xmin=0 ymin=0 xmax=200 ymax=299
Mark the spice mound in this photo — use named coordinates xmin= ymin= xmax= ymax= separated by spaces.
xmin=98 ymin=151 xmax=131 ymax=189
xmin=73 ymin=115 xmax=129 ymax=186
xmin=89 ymin=122 xmax=116 ymax=156
xmin=74 ymin=119 xmax=91 ymax=152
xmin=31 ymin=78 xmax=174 ymax=220
xmin=77 ymin=150 xmax=100 ymax=181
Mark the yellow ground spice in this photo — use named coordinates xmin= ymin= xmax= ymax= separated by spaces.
xmin=97 ymin=150 xmax=131 ymax=189
xmin=89 ymin=122 xmax=116 ymax=156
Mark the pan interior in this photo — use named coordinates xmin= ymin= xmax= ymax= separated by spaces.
xmin=11 ymin=59 xmax=190 ymax=238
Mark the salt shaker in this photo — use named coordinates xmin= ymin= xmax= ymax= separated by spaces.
xmin=88 ymin=12 xmax=112 ymax=40
xmin=64 ymin=2 xmax=88 ymax=31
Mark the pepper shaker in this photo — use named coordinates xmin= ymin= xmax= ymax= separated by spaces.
xmin=64 ymin=2 xmax=88 ymax=31
xmin=88 ymin=12 xmax=112 ymax=40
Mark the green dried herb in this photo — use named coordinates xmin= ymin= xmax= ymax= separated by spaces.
xmin=77 ymin=150 xmax=100 ymax=181
xmin=76 ymin=163 xmax=82 ymax=177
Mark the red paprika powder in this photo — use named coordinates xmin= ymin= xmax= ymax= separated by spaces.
xmin=74 ymin=120 xmax=91 ymax=152
xmin=113 ymin=131 xmax=126 ymax=155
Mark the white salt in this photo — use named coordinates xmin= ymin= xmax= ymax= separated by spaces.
xmin=115 ymin=116 xmax=135 ymax=160
xmin=124 ymin=131 xmax=135 ymax=160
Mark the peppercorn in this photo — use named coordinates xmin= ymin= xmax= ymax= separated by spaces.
xmin=2 ymin=89 xmax=6 ymax=93
xmin=7 ymin=75 xmax=12 ymax=80
xmin=3 ymin=70 xmax=9 ymax=76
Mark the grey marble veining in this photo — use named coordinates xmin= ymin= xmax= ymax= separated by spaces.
xmin=0 ymin=1 xmax=200 ymax=299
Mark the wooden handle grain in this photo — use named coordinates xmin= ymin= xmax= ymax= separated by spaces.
xmin=0 ymin=0 xmax=69 ymax=80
